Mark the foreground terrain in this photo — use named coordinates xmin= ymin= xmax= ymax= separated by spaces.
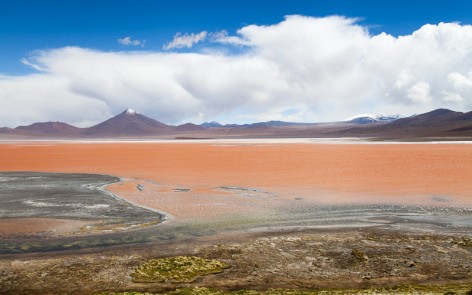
xmin=1 ymin=229 xmax=472 ymax=294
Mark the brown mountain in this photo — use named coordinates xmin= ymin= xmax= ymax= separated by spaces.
xmin=339 ymin=108 xmax=472 ymax=138
xmin=0 ymin=127 xmax=14 ymax=134
xmin=81 ymin=109 xmax=174 ymax=136
xmin=175 ymin=123 xmax=204 ymax=132
xmin=14 ymin=122 xmax=80 ymax=136
xmin=384 ymin=109 xmax=461 ymax=128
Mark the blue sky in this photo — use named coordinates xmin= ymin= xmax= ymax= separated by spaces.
xmin=2 ymin=0 xmax=472 ymax=74
xmin=2 ymin=0 xmax=472 ymax=126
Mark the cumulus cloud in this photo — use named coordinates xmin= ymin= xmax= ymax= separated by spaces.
xmin=407 ymin=82 xmax=432 ymax=104
xmin=2 ymin=15 xmax=472 ymax=127
xmin=163 ymin=31 xmax=208 ymax=50
xmin=117 ymin=36 xmax=144 ymax=47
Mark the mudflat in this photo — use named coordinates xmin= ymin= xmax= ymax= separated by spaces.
xmin=0 ymin=172 xmax=163 ymax=241
xmin=0 ymin=218 xmax=89 ymax=236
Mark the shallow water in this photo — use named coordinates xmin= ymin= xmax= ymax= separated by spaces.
xmin=0 ymin=172 xmax=163 ymax=222
xmin=0 ymin=172 xmax=166 ymax=253
xmin=1 ymin=172 xmax=472 ymax=254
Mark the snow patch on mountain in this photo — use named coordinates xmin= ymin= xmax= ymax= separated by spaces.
xmin=347 ymin=114 xmax=406 ymax=124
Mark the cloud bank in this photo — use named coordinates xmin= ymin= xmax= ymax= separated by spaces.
xmin=2 ymin=15 xmax=472 ymax=127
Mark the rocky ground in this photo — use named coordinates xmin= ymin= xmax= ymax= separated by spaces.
xmin=1 ymin=228 xmax=472 ymax=294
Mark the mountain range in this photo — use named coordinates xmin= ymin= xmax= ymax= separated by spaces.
xmin=1 ymin=108 xmax=472 ymax=140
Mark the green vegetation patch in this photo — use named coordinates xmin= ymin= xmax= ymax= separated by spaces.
xmin=131 ymin=256 xmax=231 ymax=283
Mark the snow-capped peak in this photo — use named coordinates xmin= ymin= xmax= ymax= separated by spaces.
xmin=347 ymin=113 xmax=406 ymax=124
xmin=346 ymin=114 xmax=375 ymax=121
xmin=125 ymin=108 xmax=138 ymax=115
xmin=374 ymin=114 xmax=405 ymax=121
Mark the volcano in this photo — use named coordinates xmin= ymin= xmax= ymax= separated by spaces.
xmin=82 ymin=109 xmax=174 ymax=136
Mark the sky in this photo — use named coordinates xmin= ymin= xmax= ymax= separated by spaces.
xmin=2 ymin=0 xmax=472 ymax=127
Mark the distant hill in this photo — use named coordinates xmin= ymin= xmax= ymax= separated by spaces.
xmin=200 ymin=121 xmax=222 ymax=128
xmin=82 ymin=109 xmax=173 ymax=136
xmin=223 ymin=121 xmax=314 ymax=128
xmin=342 ymin=109 xmax=472 ymax=138
xmin=0 ymin=127 xmax=13 ymax=134
xmin=15 ymin=122 xmax=80 ymax=136
xmin=175 ymin=123 xmax=204 ymax=132
xmin=385 ymin=109 xmax=460 ymax=128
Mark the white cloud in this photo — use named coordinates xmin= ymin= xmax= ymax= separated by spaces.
xmin=442 ymin=91 xmax=463 ymax=102
xmin=163 ymin=31 xmax=208 ymax=50
xmin=448 ymin=72 xmax=472 ymax=90
xmin=208 ymin=30 xmax=228 ymax=41
xmin=0 ymin=73 xmax=110 ymax=127
xmin=2 ymin=15 xmax=472 ymax=127
xmin=407 ymin=82 xmax=432 ymax=104
xmin=117 ymin=36 xmax=144 ymax=47
xmin=20 ymin=57 xmax=46 ymax=71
